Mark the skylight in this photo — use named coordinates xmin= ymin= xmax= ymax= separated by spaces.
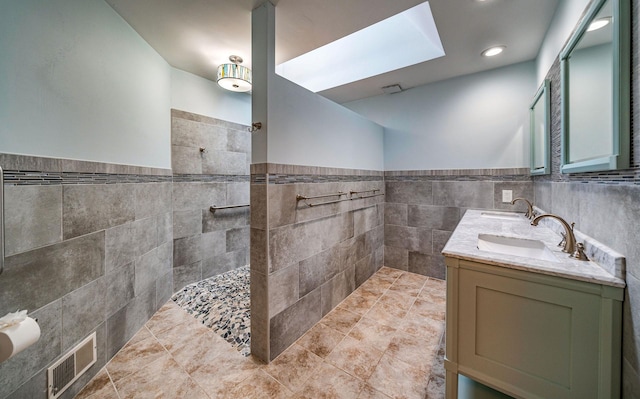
xmin=275 ymin=1 xmax=445 ymax=93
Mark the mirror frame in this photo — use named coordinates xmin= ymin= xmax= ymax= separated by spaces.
xmin=530 ymin=80 xmax=551 ymax=175
xmin=559 ymin=0 xmax=630 ymax=174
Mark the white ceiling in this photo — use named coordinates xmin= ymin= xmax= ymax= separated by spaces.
xmin=105 ymin=0 xmax=559 ymax=103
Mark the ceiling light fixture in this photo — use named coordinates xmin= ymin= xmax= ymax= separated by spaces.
xmin=481 ymin=45 xmax=506 ymax=57
xmin=587 ymin=17 xmax=611 ymax=32
xmin=217 ymin=55 xmax=251 ymax=93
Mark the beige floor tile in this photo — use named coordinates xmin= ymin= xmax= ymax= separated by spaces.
xmin=377 ymin=290 xmax=416 ymax=312
xmin=418 ymin=288 xmax=446 ymax=306
xmin=398 ymin=312 xmax=444 ymax=340
xmin=358 ymin=384 xmax=393 ymax=398
xmin=74 ymin=368 xmax=117 ymax=399
xmin=348 ymin=317 xmax=397 ymax=352
xmin=326 ymin=336 xmax=384 ymax=381
xmin=423 ymin=278 xmax=446 ymax=291
xmin=107 ymin=334 xmax=168 ymax=383
xmin=386 ymin=331 xmax=438 ymax=375
xmin=125 ymin=325 xmax=153 ymax=347
xmin=396 ymin=272 xmax=428 ymax=287
xmin=408 ymin=298 xmax=445 ymax=321
xmin=388 ymin=273 xmax=427 ymax=297
xmin=371 ymin=273 xmax=399 ymax=285
xmin=354 ymin=284 xmax=386 ymax=301
xmin=367 ymin=353 xmax=429 ymax=399
xmin=321 ymin=307 xmax=362 ymax=334
xmin=264 ymin=344 xmax=323 ymax=392
xmin=228 ymin=369 xmax=292 ymax=399
xmin=360 ymin=275 xmax=395 ymax=291
xmin=338 ymin=292 xmax=379 ymax=315
xmin=292 ymin=362 xmax=366 ymax=399
xmin=145 ymin=301 xmax=195 ymax=335
xmin=375 ymin=267 xmax=404 ymax=280
xmin=297 ymin=322 xmax=345 ymax=358
xmin=365 ymin=299 xmax=407 ymax=328
xmin=155 ymin=319 xmax=231 ymax=368
xmin=186 ymin=344 xmax=259 ymax=389
xmin=80 ymin=266 xmax=448 ymax=399
xmin=114 ymin=356 xmax=209 ymax=399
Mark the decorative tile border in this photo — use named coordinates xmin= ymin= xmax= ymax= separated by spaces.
xmin=173 ymin=174 xmax=250 ymax=183
xmin=250 ymin=163 xmax=384 ymax=177
xmin=385 ymin=168 xmax=532 ymax=182
xmin=2 ymin=171 xmax=173 ymax=185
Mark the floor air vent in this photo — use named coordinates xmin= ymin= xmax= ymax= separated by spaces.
xmin=47 ymin=332 xmax=97 ymax=399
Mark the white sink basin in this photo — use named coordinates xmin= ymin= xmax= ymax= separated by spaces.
xmin=480 ymin=211 xmax=522 ymax=221
xmin=477 ymin=234 xmax=558 ymax=262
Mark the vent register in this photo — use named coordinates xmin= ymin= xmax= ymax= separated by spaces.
xmin=47 ymin=332 xmax=97 ymax=399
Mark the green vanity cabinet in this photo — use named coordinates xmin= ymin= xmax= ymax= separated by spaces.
xmin=444 ymin=257 xmax=623 ymax=399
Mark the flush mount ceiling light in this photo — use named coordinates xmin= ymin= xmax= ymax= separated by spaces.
xmin=217 ymin=55 xmax=251 ymax=93
xmin=481 ymin=45 xmax=506 ymax=57
xmin=587 ymin=17 xmax=612 ymax=32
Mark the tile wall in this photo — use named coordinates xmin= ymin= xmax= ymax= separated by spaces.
xmin=170 ymin=110 xmax=250 ymax=290
xmin=250 ymin=164 xmax=385 ymax=361
xmin=0 ymin=154 xmax=173 ymax=399
xmin=533 ymin=0 xmax=640 ymax=394
xmin=383 ymin=169 xmax=533 ymax=279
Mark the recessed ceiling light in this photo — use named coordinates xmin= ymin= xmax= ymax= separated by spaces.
xmin=587 ymin=17 xmax=611 ymax=32
xmin=481 ymin=45 xmax=506 ymax=57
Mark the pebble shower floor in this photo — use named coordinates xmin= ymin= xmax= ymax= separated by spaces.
xmin=171 ymin=265 xmax=251 ymax=356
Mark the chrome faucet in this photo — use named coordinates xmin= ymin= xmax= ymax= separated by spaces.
xmin=531 ymin=214 xmax=589 ymax=261
xmin=510 ymin=197 xmax=535 ymax=219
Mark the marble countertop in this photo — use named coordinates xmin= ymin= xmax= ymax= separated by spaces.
xmin=442 ymin=209 xmax=626 ymax=288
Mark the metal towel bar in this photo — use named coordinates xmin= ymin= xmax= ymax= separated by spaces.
xmin=296 ymin=192 xmax=346 ymax=201
xmin=209 ymin=204 xmax=250 ymax=213
xmin=297 ymin=189 xmax=384 ymax=207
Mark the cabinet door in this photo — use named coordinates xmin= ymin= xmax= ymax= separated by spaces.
xmin=457 ymin=267 xmax=601 ymax=399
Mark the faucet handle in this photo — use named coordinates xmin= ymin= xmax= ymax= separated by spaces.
xmin=571 ymin=242 xmax=589 ymax=261
xmin=558 ymin=232 xmax=567 ymax=248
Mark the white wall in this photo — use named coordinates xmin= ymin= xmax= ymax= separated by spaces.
xmin=252 ymin=2 xmax=384 ymax=171
xmin=536 ymin=0 xmax=590 ymax=83
xmin=0 ymin=0 xmax=171 ymax=168
xmin=345 ymin=61 xmax=535 ymax=171
xmin=268 ymin=75 xmax=385 ymax=170
xmin=170 ymin=68 xmax=251 ymax=126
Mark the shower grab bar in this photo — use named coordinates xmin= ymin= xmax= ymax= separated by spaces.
xmin=300 ymin=197 xmax=352 ymax=208
xmin=296 ymin=192 xmax=346 ymax=201
xmin=299 ymin=192 xmax=385 ymax=207
xmin=351 ymin=193 xmax=385 ymax=200
xmin=349 ymin=189 xmax=379 ymax=195
xmin=0 ymin=165 xmax=4 ymax=276
xmin=209 ymin=204 xmax=250 ymax=213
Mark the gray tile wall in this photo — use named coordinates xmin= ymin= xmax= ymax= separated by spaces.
xmin=171 ymin=110 xmax=250 ymax=290
xmin=0 ymin=156 xmax=173 ymax=399
xmin=250 ymin=168 xmax=385 ymax=362
xmin=384 ymin=177 xmax=533 ymax=279
xmin=532 ymin=0 xmax=640 ymax=394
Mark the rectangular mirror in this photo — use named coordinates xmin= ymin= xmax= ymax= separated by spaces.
xmin=560 ymin=0 xmax=630 ymax=173
xmin=530 ymin=80 xmax=550 ymax=175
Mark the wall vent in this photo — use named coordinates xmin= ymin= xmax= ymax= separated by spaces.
xmin=47 ymin=332 xmax=97 ymax=399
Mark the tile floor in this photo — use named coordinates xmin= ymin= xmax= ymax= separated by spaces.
xmin=74 ymin=267 xmax=446 ymax=399
xmin=172 ymin=266 xmax=251 ymax=356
